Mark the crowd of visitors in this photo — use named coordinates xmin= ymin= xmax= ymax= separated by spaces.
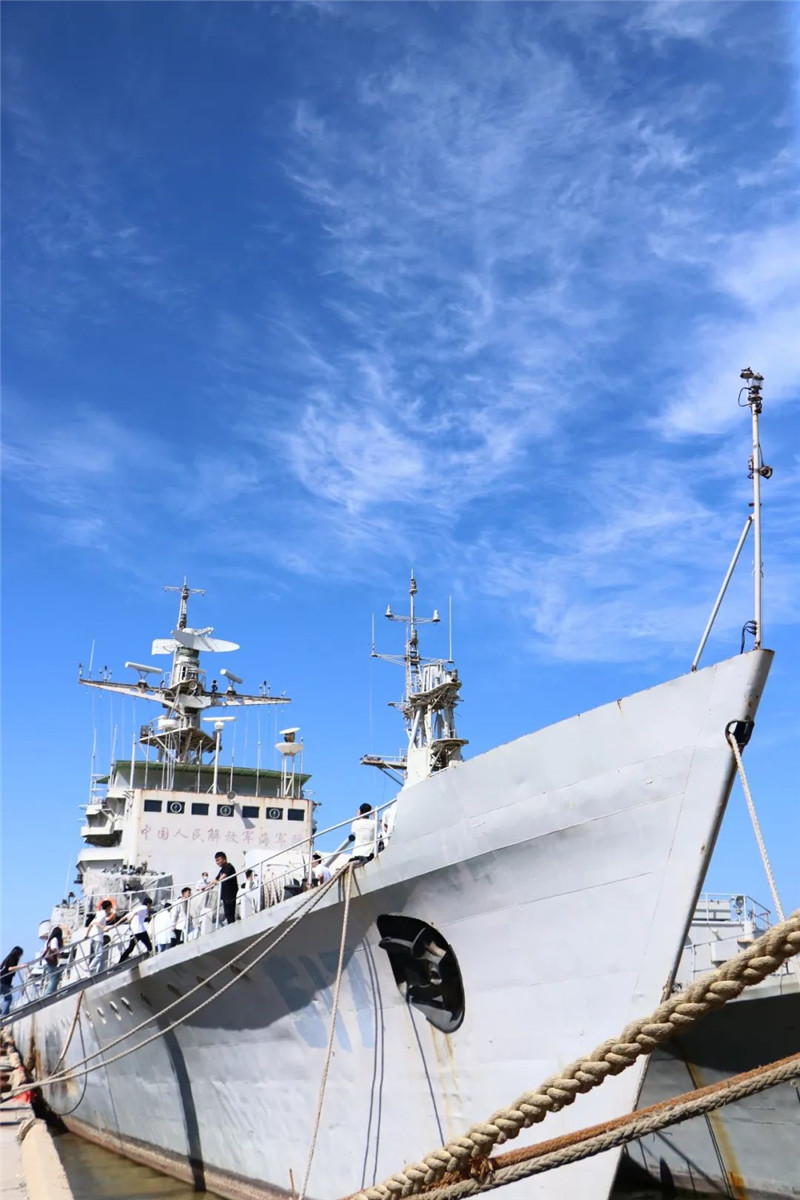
xmin=2 ymin=800 xmax=396 ymax=1013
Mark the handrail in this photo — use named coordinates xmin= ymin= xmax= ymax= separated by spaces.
xmin=6 ymin=799 xmax=397 ymax=1014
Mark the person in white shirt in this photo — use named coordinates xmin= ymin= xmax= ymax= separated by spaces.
xmin=152 ymin=903 xmax=173 ymax=953
xmin=171 ymin=887 xmax=193 ymax=945
xmin=192 ymin=873 xmax=212 ymax=931
xmin=381 ymin=801 xmax=398 ymax=846
xmin=118 ymin=897 xmax=154 ymax=962
xmin=88 ymin=901 xmax=115 ymax=975
xmin=240 ymin=870 xmax=261 ymax=918
xmin=311 ymin=853 xmax=332 ymax=886
xmin=69 ymin=919 xmax=92 ymax=981
xmin=348 ymin=803 xmax=377 ymax=863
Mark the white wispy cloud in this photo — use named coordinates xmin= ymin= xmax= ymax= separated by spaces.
xmin=661 ymin=221 xmax=800 ymax=436
xmin=3 ymin=54 xmax=185 ymax=344
xmin=5 ymin=3 xmax=798 ymax=665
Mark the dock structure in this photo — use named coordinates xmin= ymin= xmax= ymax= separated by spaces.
xmin=0 ymin=1032 xmax=71 ymax=1200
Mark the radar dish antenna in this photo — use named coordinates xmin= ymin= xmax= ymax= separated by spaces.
xmin=170 ymin=629 xmax=240 ymax=654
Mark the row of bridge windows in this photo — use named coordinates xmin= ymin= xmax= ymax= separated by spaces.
xmin=142 ymin=799 xmax=305 ymax=821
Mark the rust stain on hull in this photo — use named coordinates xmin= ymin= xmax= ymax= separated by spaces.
xmin=682 ymin=1058 xmax=749 ymax=1200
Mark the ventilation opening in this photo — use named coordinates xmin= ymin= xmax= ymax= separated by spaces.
xmin=377 ymin=915 xmax=465 ymax=1033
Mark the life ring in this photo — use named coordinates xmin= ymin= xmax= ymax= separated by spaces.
xmin=97 ymin=897 xmax=117 ymax=917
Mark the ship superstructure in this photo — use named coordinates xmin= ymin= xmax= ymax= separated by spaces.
xmin=622 ymin=893 xmax=800 ymax=1199
xmin=72 ymin=583 xmax=311 ymax=909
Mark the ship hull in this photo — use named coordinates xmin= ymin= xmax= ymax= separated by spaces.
xmin=619 ymin=977 xmax=800 ymax=1199
xmin=12 ymin=651 xmax=772 ymax=1200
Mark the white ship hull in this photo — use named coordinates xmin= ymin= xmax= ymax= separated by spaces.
xmin=13 ymin=650 xmax=772 ymax=1200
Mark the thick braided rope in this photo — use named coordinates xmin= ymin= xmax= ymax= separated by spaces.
xmin=419 ymin=1052 xmax=800 ymax=1199
xmin=353 ymin=909 xmax=800 ymax=1200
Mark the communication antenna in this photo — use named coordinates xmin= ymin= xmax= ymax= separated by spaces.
xmin=88 ymin=727 xmax=97 ymax=803
xmin=202 ymin=715 xmax=235 ymax=794
xmin=739 ymin=368 xmax=772 ymax=649
xmin=448 ymin=595 xmax=453 ymax=663
xmin=691 ymin=368 xmax=772 ymax=671
xmin=164 ymin=581 xmax=206 ymax=629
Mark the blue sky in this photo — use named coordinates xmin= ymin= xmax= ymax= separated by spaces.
xmin=2 ymin=1 xmax=799 ymax=956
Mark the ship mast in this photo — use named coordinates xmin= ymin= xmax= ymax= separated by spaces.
xmin=79 ymin=583 xmax=289 ymax=777
xmin=740 ymin=368 xmax=770 ymax=649
xmin=363 ymin=572 xmax=467 ymax=786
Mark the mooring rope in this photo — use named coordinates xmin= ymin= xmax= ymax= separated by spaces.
xmin=50 ymin=989 xmax=84 ymax=1074
xmin=415 ymin=1052 xmax=800 ymax=1199
xmin=727 ymin=725 xmax=800 ymax=984
xmin=299 ymin=864 xmax=355 ymax=1200
xmin=351 ymin=908 xmax=800 ymax=1200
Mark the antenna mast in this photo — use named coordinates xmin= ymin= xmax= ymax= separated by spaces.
xmin=364 ymin=573 xmax=466 ymax=785
xmin=164 ymin=580 xmax=205 ymax=630
xmin=740 ymin=368 xmax=771 ymax=649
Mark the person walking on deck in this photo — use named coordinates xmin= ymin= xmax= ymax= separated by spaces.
xmin=348 ymin=803 xmax=378 ymax=863
xmin=88 ymin=901 xmax=115 ymax=975
xmin=42 ymin=927 xmax=64 ymax=996
xmin=118 ymin=897 xmax=154 ymax=962
xmin=214 ymin=853 xmax=239 ymax=925
xmin=152 ymin=903 xmax=173 ymax=953
xmin=311 ymin=854 xmax=332 ymax=886
xmin=241 ymin=869 xmax=261 ymax=918
xmin=171 ymin=888 xmax=193 ymax=945
xmin=0 ymin=947 xmax=28 ymax=1016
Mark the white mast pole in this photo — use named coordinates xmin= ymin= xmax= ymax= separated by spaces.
xmin=212 ymin=723 xmax=223 ymax=795
xmin=740 ymin=368 xmax=769 ymax=649
xmin=751 ymin=390 xmax=763 ymax=650
xmin=407 ymin=571 xmax=417 ymax=701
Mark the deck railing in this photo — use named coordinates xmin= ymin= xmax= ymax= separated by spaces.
xmin=3 ymin=799 xmax=396 ymax=1020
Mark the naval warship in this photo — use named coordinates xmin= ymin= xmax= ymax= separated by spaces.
xmin=620 ymin=892 xmax=800 ymax=1199
xmin=4 ymin=371 xmax=785 ymax=1200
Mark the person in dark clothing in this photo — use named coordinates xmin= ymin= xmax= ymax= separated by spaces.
xmin=0 ymin=947 xmax=27 ymax=1017
xmin=214 ymin=852 xmax=239 ymax=924
xmin=42 ymin=927 xmax=65 ymax=996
